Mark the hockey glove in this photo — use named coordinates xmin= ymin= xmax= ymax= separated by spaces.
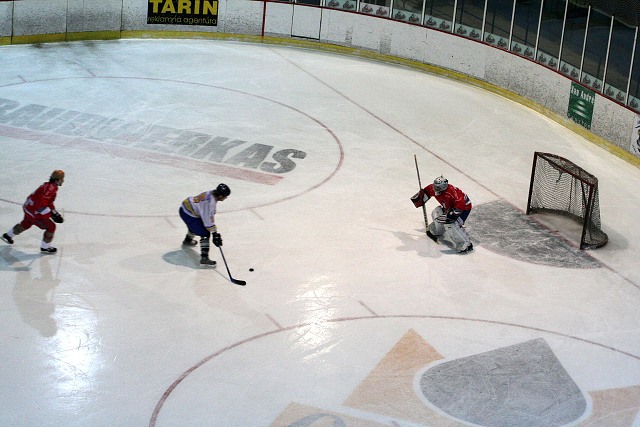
xmin=51 ymin=210 xmax=64 ymax=224
xmin=212 ymin=232 xmax=223 ymax=247
xmin=435 ymin=214 xmax=454 ymax=224
xmin=446 ymin=209 xmax=461 ymax=222
xmin=411 ymin=189 xmax=430 ymax=208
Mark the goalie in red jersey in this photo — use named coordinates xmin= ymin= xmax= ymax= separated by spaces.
xmin=2 ymin=170 xmax=65 ymax=253
xmin=411 ymin=175 xmax=473 ymax=253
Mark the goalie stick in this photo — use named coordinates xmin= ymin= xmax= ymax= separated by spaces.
xmin=218 ymin=246 xmax=246 ymax=286
xmin=414 ymin=155 xmax=429 ymax=233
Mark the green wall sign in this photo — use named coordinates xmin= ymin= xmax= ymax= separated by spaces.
xmin=567 ymin=82 xmax=595 ymax=130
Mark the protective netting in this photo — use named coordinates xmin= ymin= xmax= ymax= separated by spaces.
xmin=527 ymin=152 xmax=608 ymax=249
xmin=589 ymin=0 xmax=640 ymax=27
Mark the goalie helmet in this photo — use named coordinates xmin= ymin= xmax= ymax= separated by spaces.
xmin=433 ymin=176 xmax=448 ymax=195
xmin=50 ymin=170 xmax=65 ymax=182
xmin=213 ymin=183 xmax=231 ymax=198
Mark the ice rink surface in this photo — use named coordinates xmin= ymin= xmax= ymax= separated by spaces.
xmin=1 ymin=39 xmax=640 ymax=426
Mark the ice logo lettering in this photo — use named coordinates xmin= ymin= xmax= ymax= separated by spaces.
xmin=0 ymin=98 xmax=306 ymax=178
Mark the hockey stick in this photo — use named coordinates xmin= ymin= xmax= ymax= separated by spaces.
xmin=218 ymin=246 xmax=246 ymax=286
xmin=414 ymin=154 xmax=429 ymax=233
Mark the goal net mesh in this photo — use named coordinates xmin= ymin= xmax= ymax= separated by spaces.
xmin=526 ymin=152 xmax=608 ymax=249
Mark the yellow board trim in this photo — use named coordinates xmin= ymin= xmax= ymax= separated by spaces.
xmin=11 ymin=33 xmax=66 ymax=44
xmin=66 ymin=31 xmax=122 ymax=41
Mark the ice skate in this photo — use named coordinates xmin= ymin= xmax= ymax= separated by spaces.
xmin=182 ymin=237 xmax=198 ymax=246
xmin=200 ymin=257 xmax=216 ymax=267
xmin=40 ymin=246 xmax=57 ymax=254
xmin=458 ymin=242 xmax=473 ymax=253
xmin=2 ymin=233 xmax=13 ymax=244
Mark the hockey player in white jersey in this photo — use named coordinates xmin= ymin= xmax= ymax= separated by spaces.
xmin=179 ymin=183 xmax=230 ymax=266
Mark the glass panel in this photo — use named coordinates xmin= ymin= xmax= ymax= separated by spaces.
xmin=604 ymin=19 xmax=635 ymax=103
xmin=392 ymin=0 xmax=425 ymax=23
xmin=484 ymin=0 xmax=513 ymax=49
xmin=559 ymin=1 xmax=588 ymax=80
xmin=511 ymin=0 xmax=541 ymax=59
xmin=361 ymin=0 xmax=391 ymax=17
xmin=536 ymin=0 xmax=565 ymax=69
xmin=580 ymin=8 xmax=611 ymax=92
xmin=454 ymin=0 xmax=485 ymax=40
xmin=628 ymin=33 xmax=640 ymax=111
xmin=424 ymin=0 xmax=455 ymax=31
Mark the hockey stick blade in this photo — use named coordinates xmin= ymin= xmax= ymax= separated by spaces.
xmin=231 ymin=277 xmax=246 ymax=286
xmin=218 ymin=246 xmax=246 ymax=286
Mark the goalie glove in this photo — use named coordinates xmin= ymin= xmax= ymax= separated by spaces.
xmin=446 ymin=208 xmax=462 ymax=222
xmin=212 ymin=232 xmax=223 ymax=247
xmin=51 ymin=210 xmax=64 ymax=224
xmin=435 ymin=214 xmax=454 ymax=224
xmin=411 ymin=189 xmax=430 ymax=208
xmin=436 ymin=209 xmax=461 ymax=224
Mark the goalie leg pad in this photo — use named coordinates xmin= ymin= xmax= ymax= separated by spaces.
xmin=429 ymin=206 xmax=446 ymax=236
xmin=444 ymin=221 xmax=471 ymax=252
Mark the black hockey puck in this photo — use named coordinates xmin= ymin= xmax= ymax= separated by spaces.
xmin=249 ymin=268 xmax=254 ymax=272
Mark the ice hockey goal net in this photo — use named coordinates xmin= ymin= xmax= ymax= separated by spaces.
xmin=526 ymin=152 xmax=608 ymax=249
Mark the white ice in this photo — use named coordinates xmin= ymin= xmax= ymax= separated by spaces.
xmin=1 ymin=39 xmax=639 ymax=426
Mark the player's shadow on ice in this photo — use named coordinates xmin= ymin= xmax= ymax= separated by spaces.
xmin=366 ymin=226 xmax=449 ymax=257
xmin=0 ymin=246 xmax=41 ymax=272
xmin=412 ymin=228 xmax=462 ymax=254
xmin=390 ymin=229 xmax=449 ymax=257
xmin=163 ymin=247 xmax=204 ymax=269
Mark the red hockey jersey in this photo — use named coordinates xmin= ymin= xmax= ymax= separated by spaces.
xmin=23 ymin=182 xmax=59 ymax=219
xmin=412 ymin=183 xmax=472 ymax=212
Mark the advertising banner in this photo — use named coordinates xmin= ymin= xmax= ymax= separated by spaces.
xmin=567 ymin=82 xmax=595 ymax=130
xmin=147 ymin=0 xmax=218 ymax=26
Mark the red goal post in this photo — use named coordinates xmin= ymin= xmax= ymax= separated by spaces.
xmin=526 ymin=152 xmax=608 ymax=250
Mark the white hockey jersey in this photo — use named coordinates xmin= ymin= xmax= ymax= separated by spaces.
xmin=181 ymin=191 xmax=218 ymax=232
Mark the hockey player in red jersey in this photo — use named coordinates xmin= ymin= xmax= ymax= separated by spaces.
xmin=411 ymin=175 xmax=473 ymax=253
xmin=179 ymin=183 xmax=230 ymax=267
xmin=2 ymin=170 xmax=65 ymax=253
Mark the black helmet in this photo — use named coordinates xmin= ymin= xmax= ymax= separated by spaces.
xmin=214 ymin=183 xmax=231 ymax=198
